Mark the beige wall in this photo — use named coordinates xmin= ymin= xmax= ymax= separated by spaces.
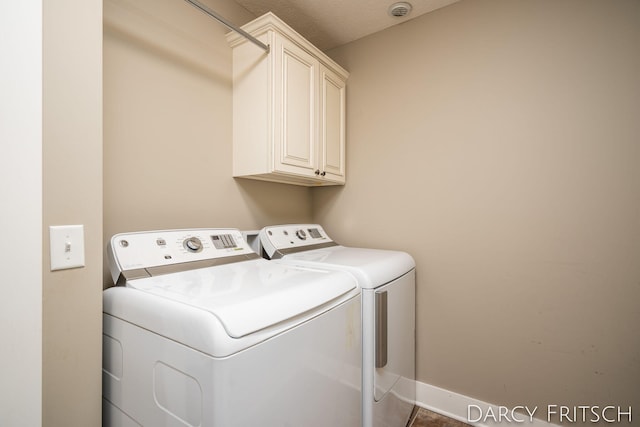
xmin=42 ymin=0 xmax=103 ymax=426
xmin=32 ymin=0 xmax=639 ymax=424
xmin=103 ymin=0 xmax=311 ymax=285
xmin=35 ymin=0 xmax=313 ymax=423
xmin=318 ymin=0 xmax=640 ymax=419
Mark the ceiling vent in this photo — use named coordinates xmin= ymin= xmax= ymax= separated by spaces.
xmin=388 ymin=2 xmax=412 ymax=17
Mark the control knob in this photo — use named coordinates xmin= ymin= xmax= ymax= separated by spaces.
xmin=183 ymin=237 xmax=203 ymax=252
xmin=296 ymin=229 xmax=307 ymax=240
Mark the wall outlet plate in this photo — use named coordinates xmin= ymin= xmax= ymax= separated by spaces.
xmin=49 ymin=225 xmax=85 ymax=271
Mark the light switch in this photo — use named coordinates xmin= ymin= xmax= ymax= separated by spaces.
xmin=49 ymin=225 xmax=85 ymax=271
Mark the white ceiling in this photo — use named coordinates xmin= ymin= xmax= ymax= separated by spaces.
xmin=233 ymin=0 xmax=460 ymax=51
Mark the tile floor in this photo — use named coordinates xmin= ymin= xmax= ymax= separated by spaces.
xmin=407 ymin=407 xmax=472 ymax=427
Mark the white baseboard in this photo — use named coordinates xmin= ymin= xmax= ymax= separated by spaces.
xmin=415 ymin=381 xmax=561 ymax=427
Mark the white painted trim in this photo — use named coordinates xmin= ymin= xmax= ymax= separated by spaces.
xmin=415 ymin=381 xmax=561 ymax=427
xmin=0 ymin=2 xmax=43 ymax=426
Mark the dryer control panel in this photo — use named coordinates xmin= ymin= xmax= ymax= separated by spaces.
xmin=107 ymin=228 xmax=257 ymax=285
xmin=259 ymin=224 xmax=335 ymax=259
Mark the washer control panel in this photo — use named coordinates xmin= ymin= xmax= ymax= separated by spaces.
xmin=109 ymin=228 xmax=255 ymax=283
xmin=259 ymin=224 xmax=333 ymax=257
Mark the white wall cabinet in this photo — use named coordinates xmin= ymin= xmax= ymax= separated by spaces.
xmin=227 ymin=13 xmax=348 ymax=186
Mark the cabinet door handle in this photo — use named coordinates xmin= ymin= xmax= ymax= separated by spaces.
xmin=320 ymin=171 xmax=326 ymax=176
xmin=314 ymin=169 xmax=320 ymax=175
xmin=375 ymin=291 xmax=388 ymax=368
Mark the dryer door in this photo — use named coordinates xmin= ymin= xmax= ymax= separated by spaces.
xmin=373 ymin=270 xmax=415 ymax=402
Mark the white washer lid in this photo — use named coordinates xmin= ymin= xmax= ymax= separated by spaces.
xmin=126 ymin=259 xmax=357 ymax=338
xmin=282 ymin=246 xmax=415 ymax=289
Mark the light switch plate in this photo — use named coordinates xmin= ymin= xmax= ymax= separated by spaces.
xmin=49 ymin=225 xmax=85 ymax=271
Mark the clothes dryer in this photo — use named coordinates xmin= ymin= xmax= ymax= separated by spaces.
xmin=258 ymin=224 xmax=416 ymax=427
xmin=103 ymin=228 xmax=361 ymax=427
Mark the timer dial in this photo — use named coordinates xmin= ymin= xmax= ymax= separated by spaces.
xmin=296 ymin=229 xmax=307 ymax=240
xmin=183 ymin=237 xmax=203 ymax=252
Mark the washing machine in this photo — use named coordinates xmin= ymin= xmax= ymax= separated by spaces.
xmin=103 ymin=228 xmax=362 ymax=427
xmin=257 ymin=224 xmax=416 ymax=427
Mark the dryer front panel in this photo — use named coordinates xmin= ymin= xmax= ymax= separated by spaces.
xmin=372 ymin=271 xmax=415 ymax=402
xmin=362 ymin=269 xmax=416 ymax=427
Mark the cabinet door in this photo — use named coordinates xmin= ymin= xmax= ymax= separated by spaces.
xmin=273 ymin=35 xmax=318 ymax=178
xmin=319 ymin=65 xmax=346 ymax=183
